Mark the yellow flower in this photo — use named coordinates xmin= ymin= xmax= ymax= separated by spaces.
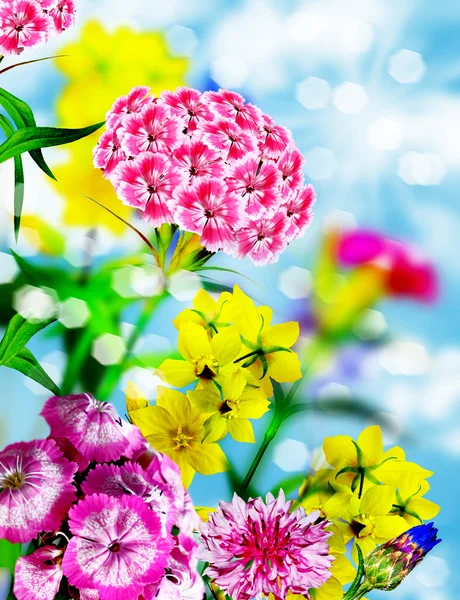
xmin=51 ymin=21 xmax=188 ymax=234
xmin=330 ymin=485 xmax=409 ymax=559
xmin=188 ymin=371 xmax=270 ymax=443
xmin=323 ymin=425 xmax=432 ymax=493
xmin=299 ymin=469 xmax=350 ymax=520
xmin=128 ymin=386 xmax=228 ymax=488
xmin=125 ymin=381 xmax=149 ymax=413
xmin=226 ymin=285 xmax=302 ymax=392
xmin=173 ymin=288 xmax=233 ymax=333
xmin=391 ymin=476 xmax=440 ymax=526
xmin=157 ymin=322 xmax=241 ymax=388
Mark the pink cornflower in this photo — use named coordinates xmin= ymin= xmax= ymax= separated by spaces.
xmin=205 ymin=89 xmax=263 ymax=132
xmin=0 ymin=0 xmax=50 ymax=55
xmin=282 ymin=184 xmax=316 ymax=241
xmin=202 ymin=118 xmax=257 ymax=161
xmin=0 ymin=439 xmax=77 ymax=543
xmin=106 ymin=86 xmax=152 ymax=130
xmin=93 ymin=129 xmax=126 ymax=177
xmin=47 ymin=0 xmax=76 ymax=32
xmin=82 ymin=461 xmax=177 ymax=535
xmin=259 ymin=114 xmax=292 ymax=159
xmin=172 ymin=139 xmax=224 ymax=181
xmin=114 ymin=152 xmax=181 ymax=226
xmin=14 ymin=545 xmax=64 ymax=600
xmin=174 ymin=177 xmax=241 ymax=251
xmin=62 ymin=493 xmax=172 ymax=600
xmin=233 ymin=211 xmax=288 ymax=266
xmin=278 ymin=146 xmax=305 ymax=198
xmin=41 ymin=393 xmax=145 ymax=464
xmin=200 ymin=491 xmax=333 ymax=600
xmin=162 ymin=87 xmax=214 ymax=133
xmin=120 ymin=103 xmax=181 ymax=156
xmin=227 ymin=154 xmax=281 ymax=219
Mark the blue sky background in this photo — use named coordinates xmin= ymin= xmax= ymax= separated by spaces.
xmin=0 ymin=0 xmax=459 ymax=598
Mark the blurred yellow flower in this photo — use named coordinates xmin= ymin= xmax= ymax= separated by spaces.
xmin=128 ymin=386 xmax=228 ymax=488
xmin=51 ymin=20 xmax=188 ymax=234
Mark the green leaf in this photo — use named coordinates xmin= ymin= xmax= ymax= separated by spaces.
xmin=0 ymin=539 xmax=21 ymax=572
xmin=0 ymin=313 xmax=60 ymax=395
xmin=0 ymin=115 xmax=24 ymax=241
xmin=0 ymin=121 xmax=104 ymax=164
xmin=0 ymin=87 xmax=55 ymax=179
xmin=343 ymin=545 xmax=365 ymax=600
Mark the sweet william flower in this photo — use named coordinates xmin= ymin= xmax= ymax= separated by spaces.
xmin=157 ymin=321 xmax=241 ymax=388
xmin=41 ymin=393 xmax=145 ymax=464
xmin=14 ymin=545 xmax=64 ymax=600
xmin=188 ymin=370 xmax=270 ymax=443
xmin=128 ymin=386 xmax=228 ymax=487
xmin=233 ymin=211 xmax=289 ymax=266
xmin=62 ymin=493 xmax=172 ymax=600
xmin=0 ymin=0 xmax=50 ymax=55
xmin=200 ymin=490 xmax=334 ymax=600
xmin=0 ymin=439 xmax=77 ymax=543
xmin=162 ymin=86 xmax=214 ymax=133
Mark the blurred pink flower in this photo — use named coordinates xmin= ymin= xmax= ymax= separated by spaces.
xmin=0 ymin=0 xmax=50 ymax=55
xmin=0 ymin=439 xmax=77 ymax=542
xmin=283 ymin=184 xmax=316 ymax=241
xmin=174 ymin=177 xmax=241 ymax=251
xmin=234 ymin=211 xmax=288 ymax=266
xmin=62 ymin=493 xmax=172 ymax=600
xmin=41 ymin=393 xmax=145 ymax=464
xmin=14 ymin=545 xmax=64 ymax=600
xmin=278 ymin=146 xmax=305 ymax=198
xmin=48 ymin=0 xmax=76 ymax=33
xmin=200 ymin=491 xmax=333 ymax=600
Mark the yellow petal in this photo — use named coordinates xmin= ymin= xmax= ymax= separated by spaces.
xmin=331 ymin=554 xmax=356 ymax=585
xmin=194 ymin=288 xmax=218 ymax=315
xmin=313 ymin=576 xmax=344 ymax=600
xmin=178 ymin=322 xmax=211 ymax=360
xmin=357 ymin=426 xmax=383 ymax=466
xmin=125 ymin=381 xmax=149 ymax=413
xmin=187 ymin=443 xmax=229 ymax=475
xmin=238 ymin=389 xmax=270 ymax=419
xmin=360 ymin=485 xmax=395 ymax=516
xmin=210 ymin=326 xmax=241 ymax=365
xmin=262 ymin=322 xmax=299 ymax=348
xmin=195 ymin=506 xmax=217 ymax=522
xmin=156 ymin=359 xmax=197 ymax=387
xmin=323 ymin=493 xmax=354 ymax=520
xmin=130 ymin=405 xmax=175 ymax=437
xmin=374 ymin=515 xmax=409 ymax=540
xmin=228 ymin=419 xmax=255 ymax=443
xmin=170 ymin=450 xmax=196 ymax=488
xmin=222 ymin=371 xmax=247 ymax=400
xmin=258 ymin=305 xmax=273 ymax=327
xmin=267 ymin=350 xmax=302 ymax=383
xmin=202 ymin=413 xmax=228 ymax=443
xmin=173 ymin=308 xmax=204 ymax=330
xmin=187 ymin=389 xmax=222 ymax=413
xmin=323 ymin=434 xmax=357 ymax=470
xmin=375 ymin=458 xmax=432 ymax=486
xmin=408 ymin=497 xmax=440 ymax=521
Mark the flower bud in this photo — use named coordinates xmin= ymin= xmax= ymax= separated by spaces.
xmin=363 ymin=523 xmax=441 ymax=591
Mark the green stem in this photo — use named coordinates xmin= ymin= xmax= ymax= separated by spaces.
xmin=60 ymin=327 xmax=94 ymax=395
xmin=95 ymin=292 xmax=168 ymax=401
xmin=344 ymin=584 xmax=372 ymax=600
xmin=242 ymin=414 xmax=280 ymax=490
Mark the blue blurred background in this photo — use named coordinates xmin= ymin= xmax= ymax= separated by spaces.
xmin=0 ymin=0 xmax=458 ymax=598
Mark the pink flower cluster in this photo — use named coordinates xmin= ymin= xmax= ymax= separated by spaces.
xmin=0 ymin=0 xmax=76 ymax=56
xmin=0 ymin=393 xmax=203 ymax=600
xmin=94 ymin=86 xmax=316 ymax=266
xmin=200 ymin=491 xmax=333 ymax=600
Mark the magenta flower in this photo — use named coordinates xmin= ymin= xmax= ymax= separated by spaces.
xmin=14 ymin=545 xmax=64 ymax=600
xmin=283 ymin=184 xmax=316 ymax=241
xmin=172 ymin=139 xmax=224 ymax=181
xmin=227 ymin=154 xmax=281 ymax=219
xmin=174 ymin=177 xmax=241 ymax=251
xmin=62 ymin=493 xmax=172 ymax=600
xmin=154 ymin=536 xmax=205 ymax=600
xmin=0 ymin=439 xmax=77 ymax=542
xmin=162 ymin=87 xmax=213 ymax=133
xmin=41 ymin=393 xmax=145 ymax=464
xmin=95 ymin=86 xmax=316 ymax=265
xmin=120 ymin=103 xmax=181 ymax=156
xmin=0 ymin=0 xmax=50 ymax=55
xmin=200 ymin=491 xmax=333 ymax=600
xmin=48 ymin=0 xmax=76 ymax=33
xmin=106 ymin=86 xmax=152 ymax=130
xmin=234 ymin=211 xmax=288 ymax=266
xmin=81 ymin=461 xmax=177 ymax=535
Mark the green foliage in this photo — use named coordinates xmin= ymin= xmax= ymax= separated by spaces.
xmin=0 ymin=539 xmax=21 ymax=573
xmin=0 ymin=314 xmax=60 ymax=395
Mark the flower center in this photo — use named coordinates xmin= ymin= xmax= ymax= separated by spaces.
xmin=15 ymin=25 xmax=24 ymax=32
xmin=352 ymin=513 xmax=376 ymax=538
xmin=172 ymin=425 xmax=194 ymax=450
xmin=108 ymin=541 xmax=121 ymax=553
xmin=2 ymin=471 xmax=24 ymax=490
xmin=204 ymin=209 xmax=214 ymax=219
xmin=195 ymin=355 xmax=219 ymax=379
xmin=220 ymin=399 xmax=239 ymax=419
